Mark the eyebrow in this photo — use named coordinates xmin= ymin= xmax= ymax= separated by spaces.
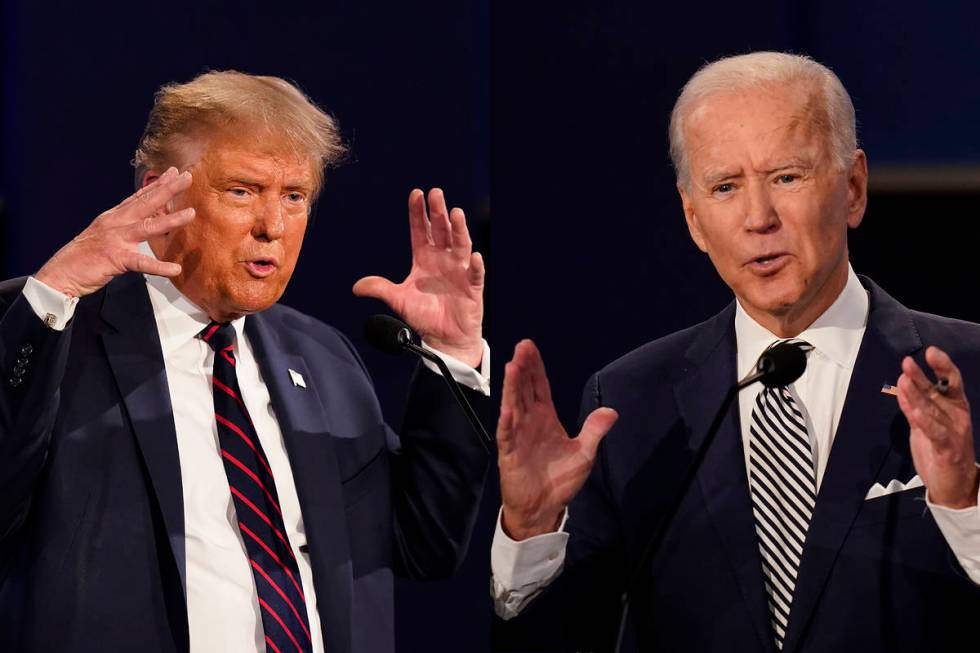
xmin=216 ymin=176 xmax=313 ymax=192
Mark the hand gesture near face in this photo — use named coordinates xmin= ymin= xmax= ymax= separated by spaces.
xmin=897 ymin=346 xmax=980 ymax=509
xmin=497 ymin=340 xmax=619 ymax=540
xmin=36 ymin=168 xmax=195 ymax=297
xmin=353 ymin=188 xmax=484 ymax=367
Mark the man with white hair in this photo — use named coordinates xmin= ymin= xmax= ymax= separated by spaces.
xmin=0 ymin=71 xmax=489 ymax=652
xmin=491 ymin=52 xmax=980 ymax=652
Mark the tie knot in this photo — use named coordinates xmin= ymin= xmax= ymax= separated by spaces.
xmin=200 ymin=321 xmax=235 ymax=352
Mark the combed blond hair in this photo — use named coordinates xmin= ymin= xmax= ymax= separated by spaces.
xmin=133 ymin=70 xmax=347 ymax=196
xmin=669 ymin=52 xmax=857 ymax=188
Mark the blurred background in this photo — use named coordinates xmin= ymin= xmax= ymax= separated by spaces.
xmin=0 ymin=1 xmax=490 ymax=651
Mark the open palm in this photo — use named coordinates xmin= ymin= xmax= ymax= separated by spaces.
xmin=353 ymin=188 xmax=484 ymax=367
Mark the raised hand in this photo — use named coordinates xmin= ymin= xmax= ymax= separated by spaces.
xmin=497 ymin=340 xmax=619 ymax=540
xmin=896 ymin=346 xmax=979 ymax=509
xmin=352 ymin=188 xmax=484 ymax=368
xmin=35 ymin=167 xmax=195 ymax=298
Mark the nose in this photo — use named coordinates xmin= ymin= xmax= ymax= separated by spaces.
xmin=253 ymin=195 xmax=286 ymax=241
xmin=743 ymin=180 xmax=779 ymax=234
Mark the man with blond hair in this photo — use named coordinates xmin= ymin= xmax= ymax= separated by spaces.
xmin=0 ymin=71 xmax=489 ymax=653
xmin=491 ymin=52 xmax=980 ymax=652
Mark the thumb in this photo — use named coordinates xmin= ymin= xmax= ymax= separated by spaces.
xmin=578 ymin=407 xmax=619 ymax=458
xmin=352 ymin=276 xmax=399 ymax=304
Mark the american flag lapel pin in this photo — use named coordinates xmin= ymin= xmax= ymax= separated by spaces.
xmin=288 ymin=368 xmax=307 ymax=389
xmin=880 ymin=382 xmax=898 ymax=396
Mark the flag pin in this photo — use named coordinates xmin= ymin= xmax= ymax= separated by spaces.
xmin=880 ymin=383 xmax=898 ymax=396
xmin=289 ymin=368 xmax=307 ymax=388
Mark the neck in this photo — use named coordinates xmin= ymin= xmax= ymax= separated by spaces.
xmin=744 ymin=261 xmax=850 ymax=338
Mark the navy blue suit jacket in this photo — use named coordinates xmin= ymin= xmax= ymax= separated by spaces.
xmin=0 ymin=272 xmax=488 ymax=653
xmin=494 ymin=277 xmax=980 ymax=652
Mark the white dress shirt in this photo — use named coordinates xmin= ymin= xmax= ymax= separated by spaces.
xmin=22 ymin=269 xmax=490 ymax=652
xmin=490 ymin=265 xmax=980 ymax=619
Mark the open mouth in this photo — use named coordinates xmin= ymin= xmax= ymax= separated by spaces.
xmin=243 ymin=259 xmax=278 ymax=278
xmin=747 ymin=253 xmax=788 ymax=274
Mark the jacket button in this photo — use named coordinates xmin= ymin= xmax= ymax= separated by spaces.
xmin=9 ymin=378 xmax=21 ymax=387
xmin=15 ymin=358 xmax=27 ymax=367
xmin=20 ymin=344 xmax=33 ymax=356
xmin=12 ymin=367 xmax=25 ymax=378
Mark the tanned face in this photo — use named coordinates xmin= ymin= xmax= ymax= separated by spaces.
xmin=678 ymin=82 xmax=868 ymax=337
xmin=147 ymin=132 xmax=315 ymax=323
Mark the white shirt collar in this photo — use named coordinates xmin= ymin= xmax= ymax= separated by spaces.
xmin=734 ymin=264 xmax=869 ymax=377
xmin=139 ymin=241 xmax=247 ymax=351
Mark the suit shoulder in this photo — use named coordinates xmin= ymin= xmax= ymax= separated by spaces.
xmin=259 ymin=303 xmax=363 ymax=366
xmin=596 ymin=318 xmax=715 ymax=385
xmin=908 ymin=309 xmax=980 ymax=369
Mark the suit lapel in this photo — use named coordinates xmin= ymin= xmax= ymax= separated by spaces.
xmin=781 ymin=278 xmax=922 ymax=653
xmin=674 ymin=304 xmax=776 ymax=653
xmin=99 ymin=273 xmax=187 ymax=594
xmin=246 ymin=313 xmax=353 ymax=653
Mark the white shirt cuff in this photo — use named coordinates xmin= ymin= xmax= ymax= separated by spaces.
xmin=420 ymin=339 xmax=490 ymax=396
xmin=926 ymin=464 xmax=980 ymax=585
xmin=490 ymin=507 xmax=569 ymax=619
xmin=22 ymin=276 xmax=79 ymax=331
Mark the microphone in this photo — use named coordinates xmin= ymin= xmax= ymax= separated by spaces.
xmin=614 ymin=339 xmax=810 ymax=652
xmin=737 ymin=339 xmax=811 ymax=389
xmin=363 ymin=314 xmax=492 ymax=453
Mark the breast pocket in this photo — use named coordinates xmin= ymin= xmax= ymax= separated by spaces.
xmin=854 ymin=486 xmax=930 ymax=526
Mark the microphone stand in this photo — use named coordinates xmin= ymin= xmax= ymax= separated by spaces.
xmin=395 ymin=328 xmax=493 ymax=454
xmin=613 ymin=371 xmax=765 ymax=653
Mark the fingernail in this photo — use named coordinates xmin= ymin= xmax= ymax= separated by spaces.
xmin=163 ymin=167 xmax=177 ymax=179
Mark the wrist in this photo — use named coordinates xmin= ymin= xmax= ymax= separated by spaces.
xmin=930 ymin=468 xmax=980 ymax=509
xmin=425 ymin=337 xmax=483 ymax=369
xmin=34 ymin=265 xmax=80 ymax=299
xmin=501 ymin=506 xmax=563 ymax=541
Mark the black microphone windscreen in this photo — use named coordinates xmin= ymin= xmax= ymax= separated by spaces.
xmin=758 ymin=341 xmax=809 ymax=388
xmin=364 ymin=314 xmax=410 ymax=355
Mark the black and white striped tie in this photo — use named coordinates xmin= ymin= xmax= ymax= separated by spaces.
xmin=747 ymin=342 xmax=816 ymax=650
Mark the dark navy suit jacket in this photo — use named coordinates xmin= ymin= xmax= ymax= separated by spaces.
xmin=0 ymin=272 xmax=488 ymax=653
xmin=494 ymin=277 xmax=980 ymax=652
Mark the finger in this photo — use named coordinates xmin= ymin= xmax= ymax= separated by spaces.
xmin=122 ymin=251 xmax=182 ymax=278
xmin=925 ymin=346 xmax=966 ymax=400
xmin=901 ymin=356 xmax=933 ymax=393
xmin=498 ymin=361 xmax=521 ymax=455
xmin=448 ymin=207 xmax=472 ymax=258
xmin=407 ymin=188 xmax=430 ymax=251
xmin=119 ymin=167 xmax=181 ymax=210
xmin=468 ymin=251 xmax=485 ymax=288
xmin=427 ymin=188 xmax=452 ymax=250
xmin=514 ymin=348 xmax=536 ymax=414
xmin=519 ymin=339 xmax=553 ymax=405
xmin=127 ymin=207 xmax=196 ymax=241
xmin=577 ymin=407 xmax=619 ymax=459
xmin=122 ymin=170 xmax=193 ymax=221
xmin=897 ymin=374 xmax=954 ymax=438
xmin=352 ymin=276 xmax=399 ymax=306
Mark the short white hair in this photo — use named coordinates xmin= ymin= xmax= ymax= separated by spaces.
xmin=668 ymin=51 xmax=857 ymax=188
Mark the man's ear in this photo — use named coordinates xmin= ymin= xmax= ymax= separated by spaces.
xmin=846 ymin=149 xmax=868 ymax=229
xmin=679 ymin=184 xmax=708 ymax=253
xmin=142 ymin=170 xmax=161 ymax=189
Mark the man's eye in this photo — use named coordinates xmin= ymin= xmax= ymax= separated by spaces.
xmin=714 ymin=183 xmax=734 ymax=194
xmin=228 ymin=188 xmax=250 ymax=197
xmin=776 ymin=174 xmax=797 ymax=184
xmin=285 ymin=192 xmax=305 ymax=203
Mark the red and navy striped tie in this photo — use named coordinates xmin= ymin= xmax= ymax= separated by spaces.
xmin=201 ymin=322 xmax=314 ymax=653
